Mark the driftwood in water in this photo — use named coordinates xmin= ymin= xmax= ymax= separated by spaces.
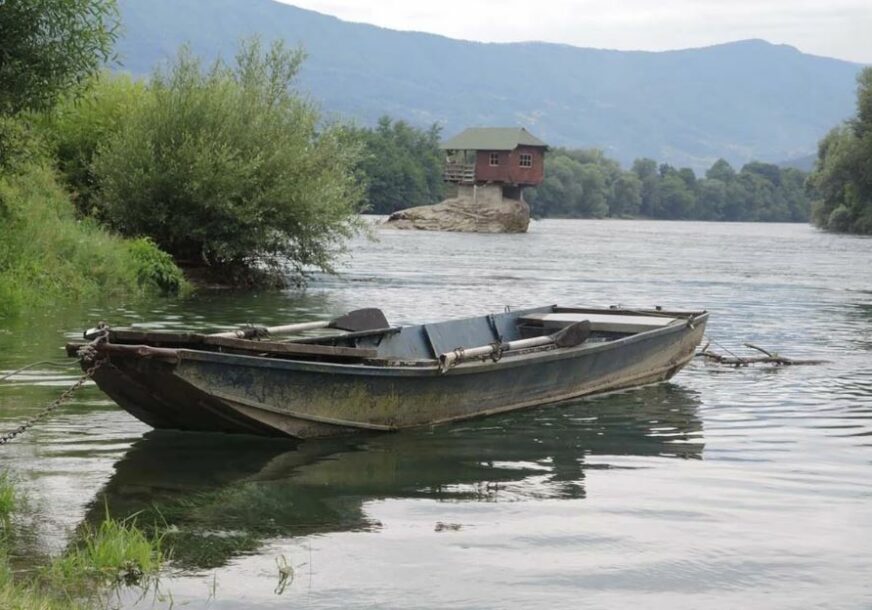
xmin=696 ymin=342 xmax=829 ymax=367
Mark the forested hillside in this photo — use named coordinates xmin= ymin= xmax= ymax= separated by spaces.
xmin=115 ymin=0 xmax=863 ymax=171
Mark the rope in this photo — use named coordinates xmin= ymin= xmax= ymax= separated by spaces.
xmin=0 ymin=360 xmax=76 ymax=383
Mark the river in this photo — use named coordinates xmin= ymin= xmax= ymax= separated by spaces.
xmin=1 ymin=219 xmax=870 ymax=608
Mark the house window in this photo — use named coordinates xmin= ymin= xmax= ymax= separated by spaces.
xmin=519 ymin=153 xmax=533 ymax=168
xmin=489 ymin=152 xmax=500 ymax=166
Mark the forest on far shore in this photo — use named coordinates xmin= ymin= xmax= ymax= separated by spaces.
xmin=358 ymin=119 xmax=812 ymax=223
xmin=364 ymin=65 xmax=872 ymax=234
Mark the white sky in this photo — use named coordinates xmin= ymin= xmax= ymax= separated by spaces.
xmin=276 ymin=0 xmax=872 ymax=63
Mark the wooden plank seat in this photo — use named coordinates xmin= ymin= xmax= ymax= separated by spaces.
xmin=519 ymin=312 xmax=677 ymax=334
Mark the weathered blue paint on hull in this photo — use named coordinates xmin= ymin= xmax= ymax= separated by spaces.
xmin=88 ymin=311 xmax=707 ymax=439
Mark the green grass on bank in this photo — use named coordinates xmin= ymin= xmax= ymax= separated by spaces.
xmin=0 ymin=162 xmax=188 ymax=318
xmin=0 ymin=471 xmax=165 ymax=609
xmin=0 ymin=471 xmax=16 ymax=539
xmin=45 ymin=511 xmax=166 ymax=592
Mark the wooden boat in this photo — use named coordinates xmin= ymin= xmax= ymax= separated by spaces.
xmin=66 ymin=305 xmax=708 ymax=439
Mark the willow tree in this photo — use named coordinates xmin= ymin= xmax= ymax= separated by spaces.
xmin=0 ymin=0 xmax=118 ymax=114
xmin=93 ymin=39 xmax=365 ymax=285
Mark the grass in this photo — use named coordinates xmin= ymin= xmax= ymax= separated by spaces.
xmin=0 ymin=162 xmax=189 ymax=318
xmin=0 ymin=471 xmax=166 ymax=609
xmin=0 ymin=570 xmax=89 ymax=610
xmin=45 ymin=509 xmax=166 ymax=591
xmin=0 ymin=471 xmax=15 ymax=531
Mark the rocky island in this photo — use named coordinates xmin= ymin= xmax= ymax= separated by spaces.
xmin=383 ymin=127 xmax=547 ymax=234
xmin=383 ymin=184 xmax=530 ymax=233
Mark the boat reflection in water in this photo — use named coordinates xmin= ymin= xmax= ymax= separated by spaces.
xmin=83 ymin=383 xmax=704 ymax=569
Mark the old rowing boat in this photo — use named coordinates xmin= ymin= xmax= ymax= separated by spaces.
xmin=67 ymin=305 xmax=708 ymax=439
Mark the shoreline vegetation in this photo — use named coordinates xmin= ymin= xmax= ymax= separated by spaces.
xmin=0 ymin=470 xmax=165 ymax=609
xmin=808 ymin=67 xmax=872 ymax=234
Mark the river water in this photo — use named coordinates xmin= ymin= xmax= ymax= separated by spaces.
xmin=0 ymin=219 xmax=870 ymax=609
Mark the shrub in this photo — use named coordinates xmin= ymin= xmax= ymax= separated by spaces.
xmin=126 ymin=238 xmax=188 ymax=296
xmin=92 ymin=38 xmax=364 ymax=284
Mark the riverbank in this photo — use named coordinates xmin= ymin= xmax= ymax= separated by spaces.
xmin=0 ymin=470 xmax=164 ymax=609
xmin=0 ymin=162 xmax=187 ymax=318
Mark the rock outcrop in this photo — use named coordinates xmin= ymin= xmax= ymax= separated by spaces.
xmin=383 ymin=184 xmax=529 ymax=233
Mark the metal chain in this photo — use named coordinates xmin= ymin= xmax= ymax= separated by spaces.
xmin=0 ymin=345 xmax=106 ymax=446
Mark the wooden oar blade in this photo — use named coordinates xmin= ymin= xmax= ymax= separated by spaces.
xmin=328 ymin=308 xmax=390 ymax=332
xmin=552 ymin=320 xmax=592 ymax=348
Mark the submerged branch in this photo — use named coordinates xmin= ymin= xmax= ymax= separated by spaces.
xmin=696 ymin=341 xmax=829 ymax=367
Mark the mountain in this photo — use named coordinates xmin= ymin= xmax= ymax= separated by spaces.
xmin=116 ymin=0 xmax=864 ymax=171
xmin=779 ymin=153 xmax=818 ymax=172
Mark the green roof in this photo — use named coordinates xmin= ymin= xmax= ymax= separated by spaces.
xmin=440 ymin=127 xmax=548 ymax=151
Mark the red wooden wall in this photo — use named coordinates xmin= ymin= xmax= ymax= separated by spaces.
xmin=473 ymin=145 xmax=545 ymax=186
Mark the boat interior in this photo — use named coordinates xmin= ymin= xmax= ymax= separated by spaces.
xmin=67 ymin=305 xmax=702 ymax=367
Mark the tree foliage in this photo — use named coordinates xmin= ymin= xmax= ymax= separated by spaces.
xmin=527 ymin=149 xmax=811 ymax=222
xmin=41 ymin=72 xmax=145 ymax=214
xmin=0 ymin=0 xmax=119 ymax=114
xmin=527 ymin=150 xmax=614 ymax=218
xmin=351 ymin=117 xmax=444 ymax=214
xmin=808 ymin=67 xmax=872 ymax=234
xmin=89 ymin=39 xmax=364 ymax=283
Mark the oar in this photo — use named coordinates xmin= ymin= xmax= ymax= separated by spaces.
xmin=211 ymin=308 xmax=390 ymax=340
xmin=438 ymin=320 xmax=592 ymax=372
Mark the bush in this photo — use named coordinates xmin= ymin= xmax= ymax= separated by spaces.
xmin=92 ymin=38 xmax=365 ymax=284
xmin=126 ymin=238 xmax=187 ymax=295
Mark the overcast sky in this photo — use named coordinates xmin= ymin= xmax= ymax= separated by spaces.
xmin=276 ymin=0 xmax=871 ymax=64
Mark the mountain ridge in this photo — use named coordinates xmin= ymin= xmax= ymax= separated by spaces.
xmin=116 ymin=0 xmax=864 ymax=171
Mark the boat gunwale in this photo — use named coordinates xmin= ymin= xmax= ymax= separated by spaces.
xmin=164 ymin=311 xmax=708 ymax=377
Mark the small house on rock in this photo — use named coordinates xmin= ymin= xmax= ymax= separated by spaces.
xmin=441 ymin=127 xmax=548 ymax=200
xmin=383 ymin=127 xmax=547 ymax=233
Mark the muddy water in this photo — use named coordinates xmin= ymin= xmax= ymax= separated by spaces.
xmin=1 ymin=220 xmax=870 ymax=608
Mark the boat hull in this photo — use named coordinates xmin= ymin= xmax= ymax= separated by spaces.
xmin=88 ymin=314 xmax=707 ymax=439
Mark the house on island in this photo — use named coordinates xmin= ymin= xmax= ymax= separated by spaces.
xmin=440 ymin=127 xmax=548 ymax=202
xmin=383 ymin=127 xmax=547 ymax=233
